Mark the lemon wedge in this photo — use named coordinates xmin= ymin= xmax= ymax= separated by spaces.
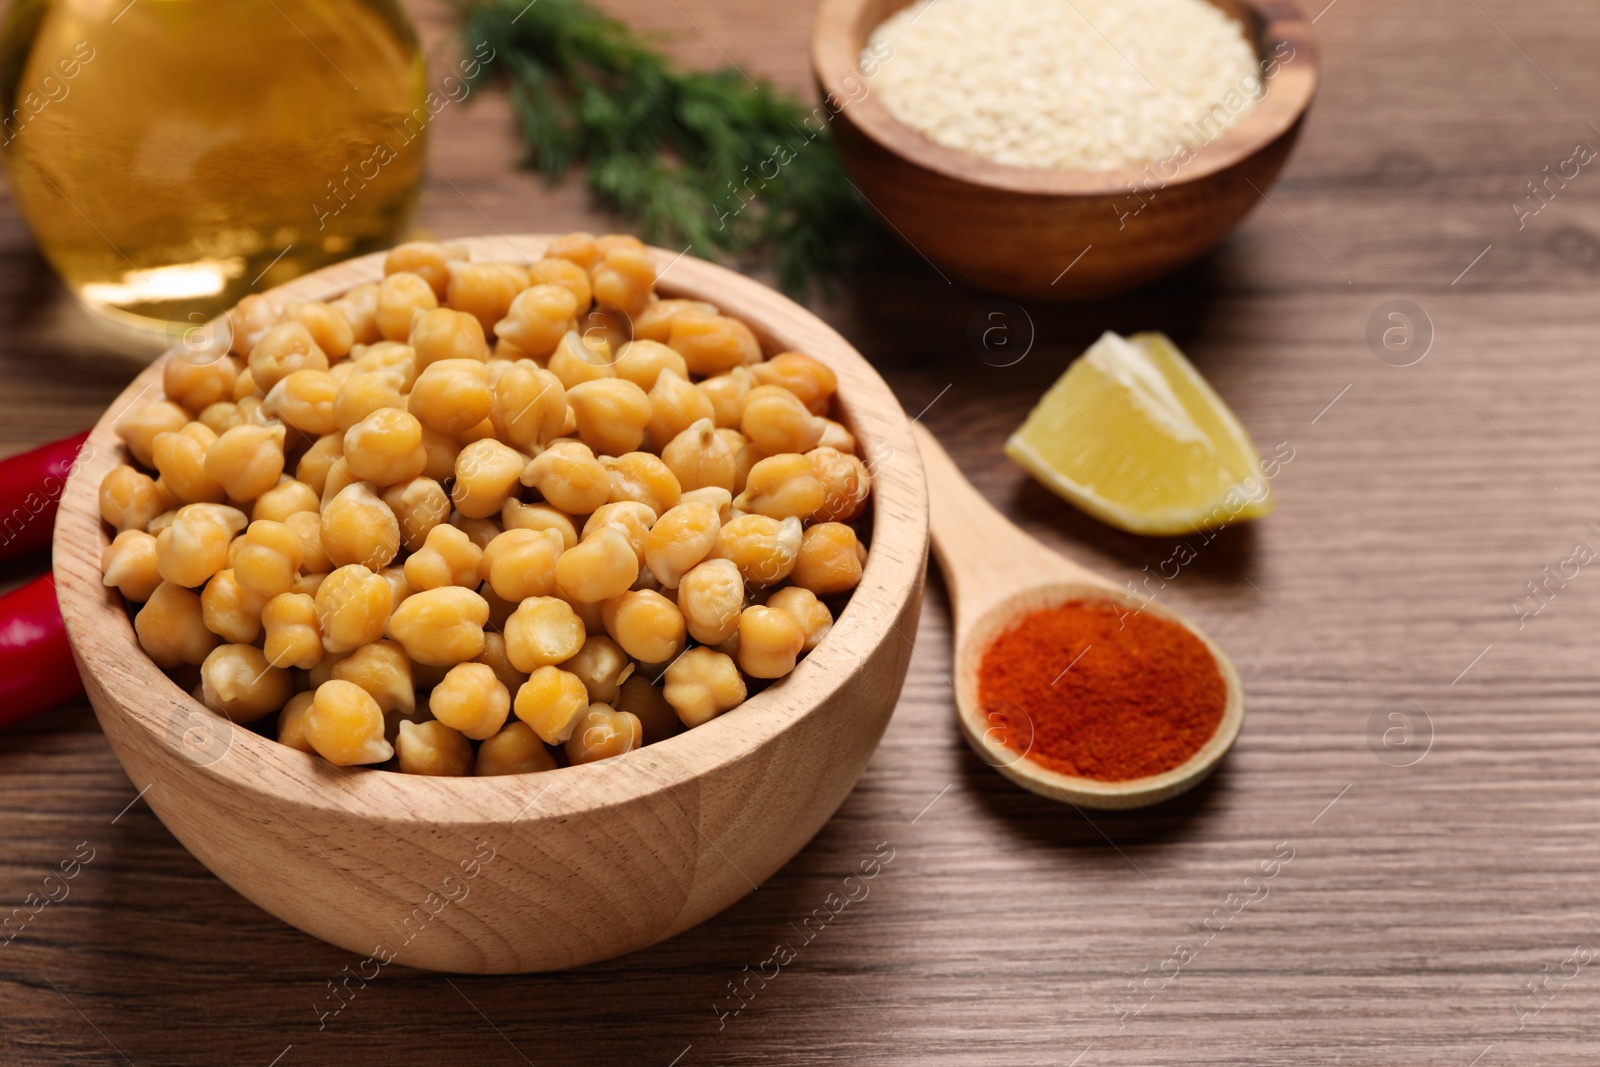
xmin=1004 ymin=331 xmax=1273 ymax=536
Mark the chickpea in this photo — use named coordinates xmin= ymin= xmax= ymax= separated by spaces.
xmin=765 ymin=587 xmax=833 ymax=652
xmin=282 ymin=301 xmax=356 ymax=361
xmin=563 ymin=634 xmax=632 ymax=705
xmin=278 ymin=691 xmax=317 ymax=754
xmin=661 ymin=418 xmax=737 ymax=493
xmin=99 ymin=465 xmax=166 ymax=533
xmin=807 ymin=447 xmax=872 ymax=522
xmin=514 ymin=666 xmax=590 ymax=744
xmin=198 ymin=401 xmax=242 ymax=435
xmin=504 ymin=596 xmax=586 ymax=672
xmin=249 ymin=321 xmax=329 ymax=393
xmin=481 ymin=528 xmax=563 ymax=602
xmin=418 ymin=424 xmax=459 ymax=483
xmin=332 ymin=283 xmax=383 ymax=346
xmin=307 ymin=679 xmax=394 ymax=766
xmin=278 ymin=511 xmax=327 ymax=575
xmin=642 ymin=501 xmax=720 ymax=588
xmin=735 ymin=453 xmax=826 ymax=521
xmin=490 ymin=361 xmax=567 ymax=452
xmin=429 ymin=662 xmax=510 ymax=740
xmin=526 ymin=256 xmax=593 ymax=308
xmin=228 ymin=292 xmax=279 ymax=357
xmin=344 ymin=408 xmax=427 ymax=486
xmin=698 ymin=368 xmax=755 ymax=432
xmin=155 ymin=507 xmax=236 ymax=588
xmin=402 ymin=523 xmax=481 ymax=592
xmin=382 ymin=476 xmax=449 ymax=553
xmin=262 ymin=592 xmax=323 ymax=669
xmin=793 ymin=522 xmax=866 ymax=595
xmin=663 ymin=647 xmax=747 ymax=727
xmin=568 ymin=378 xmax=651 ymax=455
xmin=670 ymin=313 xmax=761 ymax=376
xmin=153 ymin=422 xmax=225 ymax=504
xmin=632 ymin=298 xmax=717 ymax=345
xmin=233 ymin=369 xmax=261 ymax=402
xmin=613 ymin=674 xmax=680 ymax=744
xmin=521 ymin=439 xmax=611 ymax=515
xmin=315 ymin=564 xmax=395 ymax=654
xmin=613 ymin=339 xmax=688 ymax=391
xmin=717 ymin=429 xmax=763 ymax=496
xmin=564 ymin=704 xmax=643 ymax=766
xmin=587 ymin=245 xmax=653 ymax=317
xmin=164 ymin=352 xmax=239 ymax=414
xmin=293 ymin=571 xmax=329 ymax=597
xmin=453 ymin=512 xmax=502 ymax=551
xmin=545 ymin=231 xmax=602 ymax=270
xmin=387 ymin=585 xmax=488 ymax=665
xmin=594 ymin=453 xmax=676 ymax=518
xmin=715 ymin=513 xmax=801 ymax=588
xmin=555 ymin=527 xmax=639 ymax=603
xmin=116 ymin=400 xmax=190 ymax=467
xmin=333 ymin=368 xmax=406 ymax=433
xmin=199 ymin=423 xmax=284 ymax=503
xmin=547 ymin=330 xmax=616 ymax=389
xmin=381 ymin=565 xmax=413 ymax=607
xmin=385 ymin=241 xmax=468 ymax=298
xmin=681 ymin=486 xmax=735 ymax=523
xmin=320 ymin=482 xmax=400 ymax=570
xmin=752 ymin=352 xmax=837 ymax=416
xmin=375 ymin=271 xmax=439 ymax=342
xmin=446 ymin=260 xmax=530 ymax=333
xmin=392 ymin=716 xmax=470 ymax=777
xmin=502 ymin=499 xmax=578 ymax=549
xmin=200 ymin=644 xmax=293 ymax=723
xmin=476 ymin=721 xmax=558 ymax=776
xmin=200 ymin=569 xmax=267 ymax=644
xmin=563 ymin=591 xmax=607 ymax=636
xmin=452 ymin=438 xmax=526 ymax=519
xmin=331 ymin=640 xmax=415 ymax=715
xmin=135 ymin=582 xmax=218 ymax=667
xmin=410 ymin=306 xmax=490 ymax=370
xmin=262 ymin=369 xmax=338 ymax=436
xmin=737 ymin=605 xmax=806 ymax=679
xmin=234 ymin=519 xmax=304 ymax=599
xmin=295 ymin=433 xmax=343 ymax=496
xmin=322 ymin=457 xmax=360 ymax=508
xmin=476 ymin=627 xmax=524 ymax=684
xmin=101 ymin=529 xmax=162 ymax=602
xmin=409 ymin=358 xmax=493 ymax=437
xmin=742 ymin=385 xmax=826 ymax=456
xmin=673 ymin=558 xmax=742 ymax=646
xmin=601 ymin=589 xmax=686 ymax=666
xmin=581 ymin=501 xmax=655 ymax=560
xmin=349 ymin=340 xmax=419 ymax=388
xmin=253 ymin=477 xmax=320 ymax=522
xmin=493 ymin=285 xmax=577 ymax=358
xmin=820 ymin=419 xmax=860 ymax=456
xmin=645 ymin=368 xmax=714 ymax=448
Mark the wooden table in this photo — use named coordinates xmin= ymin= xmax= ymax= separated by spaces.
xmin=4 ymin=0 xmax=1598 ymax=1063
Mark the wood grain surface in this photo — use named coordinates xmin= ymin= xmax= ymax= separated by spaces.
xmin=4 ymin=0 xmax=1599 ymax=1062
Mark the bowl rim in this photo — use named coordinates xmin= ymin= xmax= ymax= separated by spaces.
xmin=812 ymin=0 xmax=1320 ymax=196
xmin=53 ymin=236 xmax=929 ymax=827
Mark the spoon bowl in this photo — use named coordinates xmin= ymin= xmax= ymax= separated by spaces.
xmin=913 ymin=425 xmax=1244 ymax=809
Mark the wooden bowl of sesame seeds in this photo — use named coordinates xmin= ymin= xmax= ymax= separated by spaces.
xmin=53 ymin=236 xmax=929 ymax=973
xmin=812 ymin=0 xmax=1319 ymax=300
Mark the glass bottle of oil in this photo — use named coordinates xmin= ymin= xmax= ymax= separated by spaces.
xmin=0 ymin=0 xmax=428 ymax=332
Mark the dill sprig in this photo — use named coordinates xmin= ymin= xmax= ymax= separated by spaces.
xmin=457 ymin=0 xmax=871 ymax=294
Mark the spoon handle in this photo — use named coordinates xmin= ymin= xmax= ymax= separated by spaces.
xmin=910 ymin=424 xmax=1102 ymax=622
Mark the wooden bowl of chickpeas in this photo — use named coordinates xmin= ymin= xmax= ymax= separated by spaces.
xmin=53 ymin=234 xmax=928 ymax=973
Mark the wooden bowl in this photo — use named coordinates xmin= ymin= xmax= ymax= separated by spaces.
xmin=52 ymin=237 xmax=929 ymax=974
xmin=812 ymin=0 xmax=1319 ymax=300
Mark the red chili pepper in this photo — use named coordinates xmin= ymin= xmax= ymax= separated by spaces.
xmin=0 ymin=574 xmax=82 ymax=727
xmin=0 ymin=431 xmax=93 ymax=726
xmin=0 ymin=431 xmax=90 ymax=562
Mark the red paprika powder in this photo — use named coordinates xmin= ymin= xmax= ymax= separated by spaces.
xmin=978 ymin=600 xmax=1225 ymax=781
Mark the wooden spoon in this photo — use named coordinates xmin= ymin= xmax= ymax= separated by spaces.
xmin=911 ymin=424 xmax=1245 ymax=810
